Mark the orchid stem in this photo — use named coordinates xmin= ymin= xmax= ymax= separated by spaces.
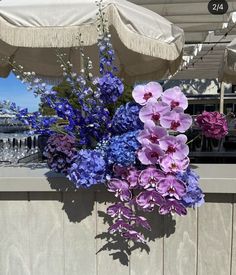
xmin=187 ymin=134 xmax=202 ymax=145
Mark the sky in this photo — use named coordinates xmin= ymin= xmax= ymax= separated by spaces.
xmin=0 ymin=73 xmax=40 ymax=112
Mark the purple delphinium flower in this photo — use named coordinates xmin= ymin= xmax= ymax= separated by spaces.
xmin=138 ymin=143 xmax=164 ymax=165
xmin=159 ymin=134 xmax=189 ymax=160
xmin=157 ymin=174 xmax=186 ymax=200
xmin=98 ymin=72 xmax=124 ymax=104
xmin=107 ymin=179 xmax=132 ymax=202
xmin=161 ymin=86 xmax=188 ymax=110
xmin=196 ymin=111 xmax=228 ymax=139
xmin=160 ymin=107 xmax=192 ymax=132
xmin=160 ymin=155 xmax=189 ymax=173
xmin=132 ymin=82 xmax=163 ymax=105
xmin=44 ymin=134 xmax=77 ymax=174
xmin=159 ymin=199 xmax=187 ymax=216
xmin=137 ymin=123 xmax=167 ymax=145
xmin=136 ymin=190 xmax=164 ymax=211
xmin=139 ymin=100 xmax=170 ymax=124
xmin=138 ymin=167 xmax=165 ymax=189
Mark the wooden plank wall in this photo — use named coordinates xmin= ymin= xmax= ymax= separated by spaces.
xmin=0 ymin=191 xmax=235 ymax=275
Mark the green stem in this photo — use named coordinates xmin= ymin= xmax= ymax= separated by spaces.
xmin=187 ymin=133 xmax=202 ymax=145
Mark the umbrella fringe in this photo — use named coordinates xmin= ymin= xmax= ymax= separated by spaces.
xmin=0 ymin=4 xmax=183 ymax=62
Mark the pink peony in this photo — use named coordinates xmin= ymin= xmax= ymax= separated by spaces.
xmin=132 ymin=82 xmax=162 ymax=106
xmin=196 ymin=111 xmax=228 ymax=139
xmin=161 ymin=86 xmax=188 ymax=110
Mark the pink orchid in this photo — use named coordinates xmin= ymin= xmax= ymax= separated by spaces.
xmin=132 ymin=82 xmax=162 ymax=106
xmin=138 ymin=143 xmax=164 ymax=165
xmin=160 ymin=107 xmax=192 ymax=132
xmin=162 ymin=86 xmax=188 ymax=110
xmin=139 ymin=101 xmax=170 ymax=124
xmin=138 ymin=167 xmax=165 ymax=189
xmin=159 ymin=134 xmax=189 ymax=160
xmin=137 ymin=123 xmax=167 ymax=145
xmin=157 ymin=174 xmax=186 ymax=200
xmin=160 ymin=155 xmax=190 ymax=173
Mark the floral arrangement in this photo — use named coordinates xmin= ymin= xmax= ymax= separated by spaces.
xmin=0 ymin=1 xmax=228 ymax=244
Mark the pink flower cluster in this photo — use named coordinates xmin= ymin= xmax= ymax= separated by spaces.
xmin=196 ymin=111 xmax=228 ymax=139
xmin=133 ymin=82 xmax=192 ymax=172
xmin=106 ymin=83 xmax=194 ymax=243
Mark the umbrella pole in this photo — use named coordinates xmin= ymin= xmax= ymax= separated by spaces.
xmin=220 ymin=82 xmax=225 ymax=114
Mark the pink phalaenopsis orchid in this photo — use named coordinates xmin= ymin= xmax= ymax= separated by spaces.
xmin=160 ymin=107 xmax=192 ymax=132
xmin=107 ymin=179 xmax=132 ymax=202
xmin=137 ymin=123 xmax=167 ymax=145
xmin=157 ymin=174 xmax=186 ymax=200
xmin=161 ymin=86 xmax=188 ymax=110
xmin=136 ymin=190 xmax=165 ymax=211
xmin=138 ymin=143 xmax=164 ymax=165
xmin=139 ymin=101 xmax=170 ymax=124
xmin=160 ymin=155 xmax=190 ymax=173
xmin=159 ymin=134 xmax=189 ymax=160
xmin=132 ymin=82 xmax=162 ymax=105
xmin=138 ymin=167 xmax=165 ymax=189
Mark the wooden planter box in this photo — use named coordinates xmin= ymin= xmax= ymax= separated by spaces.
xmin=0 ymin=164 xmax=235 ymax=275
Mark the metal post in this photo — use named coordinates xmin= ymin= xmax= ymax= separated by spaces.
xmin=220 ymin=82 xmax=225 ymax=114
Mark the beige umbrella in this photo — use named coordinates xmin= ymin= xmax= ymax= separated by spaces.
xmin=219 ymin=38 xmax=236 ymax=84
xmin=0 ymin=0 xmax=184 ymax=83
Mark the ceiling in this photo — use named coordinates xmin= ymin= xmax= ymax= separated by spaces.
xmin=130 ymin=1 xmax=236 ymax=80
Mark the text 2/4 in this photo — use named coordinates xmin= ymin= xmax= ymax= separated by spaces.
xmin=208 ymin=0 xmax=228 ymax=15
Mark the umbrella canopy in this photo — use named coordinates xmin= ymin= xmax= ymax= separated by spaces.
xmin=0 ymin=0 xmax=184 ymax=83
xmin=219 ymin=38 xmax=236 ymax=84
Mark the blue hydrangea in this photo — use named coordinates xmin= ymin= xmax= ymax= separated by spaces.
xmin=107 ymin=131 xmax=140 ymax=167
xmin=177 ymin=168 xmax=205 ymax=208
xmin=98 ymin=72 xmax=124 ymax=104
xmin=67 ymin=150 xmax=107 ymax=188
xmin=111 ymin=102 xmax=143 ymax=134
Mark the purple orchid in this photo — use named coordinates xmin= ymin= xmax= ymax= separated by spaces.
xmin=139 ymin=101 xmax=170 ymax=124
xmin=159 ymin=199 xmax=187 ymax=216
xmin=108 ymin=220 xmax=133 ymax=234
xmin=107 ymin=203 xmax=133 ymax=219
xmin=138 ymin=143 xmax=164 ymax=165
xmin=131 ymin=216 xmax=151 ymax=231
xmin=161 ymin=86 xmax=188 ymax=110
xmin=157 ymin=174 xmax=186 ymax=200
xmin=107 ymin=179 xmax=132 ymax=201
xmin=122 ymin=230 xmax=146 ymax=243
xmin=137 ymin=123 xmax=167 ymax=145
xmin=138 ymin=167 xmax=165 ymax=189
xmin=160 ymin=107 xmax=192 ymax=132
xmin=160 ymin=155 xmax=189 ymax=173
xmin=126 ymin=168 xmax=140 ymax=189
xmin=136 ymin=190 xmax=165 ymax=211
xmin=132 ymin=82 xmax=163 ymax=106
xmin=159 ymin=134 xmax=189 ymax=160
